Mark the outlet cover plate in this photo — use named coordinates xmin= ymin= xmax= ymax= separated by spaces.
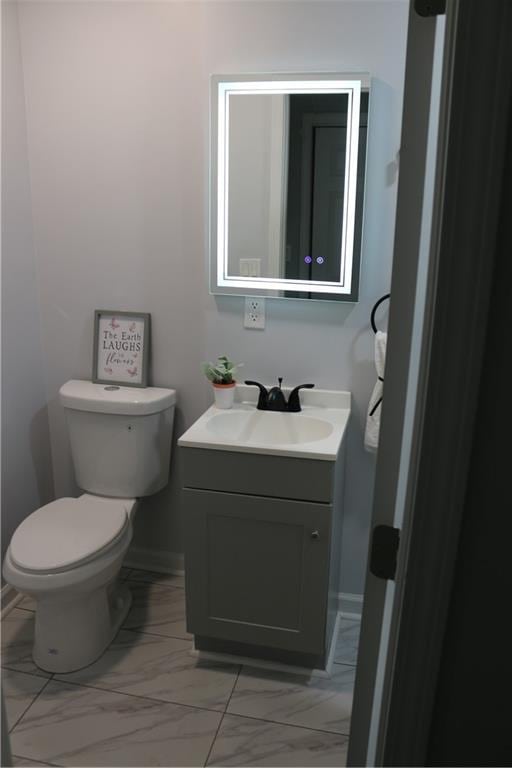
xmin=244 ymin=297 xmax=266 ymax=330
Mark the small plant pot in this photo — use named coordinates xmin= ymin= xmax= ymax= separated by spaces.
xmin=212 ymin=381 xmax=236 ymax=409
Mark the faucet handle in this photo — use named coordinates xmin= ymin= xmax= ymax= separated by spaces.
xmin=244 ymin=380 xmax=269 ymax=410
xmin=287 ymin=383 xmax=315 ymax=412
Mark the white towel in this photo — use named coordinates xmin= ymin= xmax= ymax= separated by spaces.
xmin=365 ymin=331 xmax=387 ymax=452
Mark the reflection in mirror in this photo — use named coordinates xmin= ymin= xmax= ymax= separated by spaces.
xmin=211 ymin=74 xmax=369 ymax=301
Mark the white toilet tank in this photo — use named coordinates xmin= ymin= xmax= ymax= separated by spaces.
xmin=59 ymin=380 xmax=176 ymax=498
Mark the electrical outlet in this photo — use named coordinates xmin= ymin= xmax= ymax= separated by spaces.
xmin=244 ymin=297 xmax=266 ymax=330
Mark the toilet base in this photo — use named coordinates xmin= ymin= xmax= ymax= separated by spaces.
xmin=33 ymin=581 xmax=132 ymax=674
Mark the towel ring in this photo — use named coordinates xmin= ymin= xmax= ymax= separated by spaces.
xmin=370 ymin=294 xmax=390 ymax=334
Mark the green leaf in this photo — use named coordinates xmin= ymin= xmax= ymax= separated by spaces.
xmin=202 ymin=355 xmax=242 ymax=384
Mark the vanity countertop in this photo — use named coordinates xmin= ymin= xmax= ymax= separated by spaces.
xmin=178 ymin=384 xmax=350 ymax=461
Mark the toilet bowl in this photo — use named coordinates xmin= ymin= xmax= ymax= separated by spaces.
xmin=3 ymin=380 xmax=176 ymax=674
xmin=3 ymin=494 xmax=137 ymax=673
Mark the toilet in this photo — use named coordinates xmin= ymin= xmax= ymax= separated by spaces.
xmin=3 ymin=380 xmax=176 ymax=674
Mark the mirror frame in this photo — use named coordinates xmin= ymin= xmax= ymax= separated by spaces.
xmin=210 ymin=72 xmax=370 ymax=300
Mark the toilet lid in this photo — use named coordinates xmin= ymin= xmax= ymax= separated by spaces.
xmin=10 ymin=497 xmax=130 ymax=573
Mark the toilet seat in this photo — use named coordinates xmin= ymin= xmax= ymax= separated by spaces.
xmin=10 ymin=496 xmax=130 ymax=574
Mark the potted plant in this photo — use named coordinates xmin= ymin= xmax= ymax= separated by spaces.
xmin=202 ymin=355 xmax=242 ymax=409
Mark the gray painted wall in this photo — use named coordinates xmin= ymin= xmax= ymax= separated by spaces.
xmin=13 ymin=0 xmax=408 ymax=596
xmin=1 ymin=0 xmax=54 ymax=567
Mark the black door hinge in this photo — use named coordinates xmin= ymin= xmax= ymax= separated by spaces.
xmin=370 ymin=525 xmax=400 ymax=580
xmin=415 ymin=0 xmax=446 ymax=17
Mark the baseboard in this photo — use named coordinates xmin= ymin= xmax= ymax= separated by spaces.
xmin=1 ymin=583 xmax=23 ymax=618
xmin=325 ymin=610 xmax=342 ymax=675
xmin=339 ymin=592 xmax=363 ymax=620
xmin=124 ymin=546 xmax=185 ymax=576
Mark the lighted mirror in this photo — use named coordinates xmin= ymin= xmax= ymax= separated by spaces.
xmin=210 ymin=73 xmax=369 ymax=301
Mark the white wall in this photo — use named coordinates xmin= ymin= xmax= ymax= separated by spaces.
xmin=229 ymin=95 xmax=273 ymax=274
xmin=228 ymin=94 xmax=286 ymax=278
xmin=15 ymin=0 xmax=408 ymax=596
xmin=1 ymin=0 xmax=54 ymax=566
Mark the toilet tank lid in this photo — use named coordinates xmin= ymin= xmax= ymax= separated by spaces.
xmin=59 ymin=380 xmax=176 ymax=416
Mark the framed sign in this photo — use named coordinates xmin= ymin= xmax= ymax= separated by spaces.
xmin=93 ymin=310 xmax=151 ymax=388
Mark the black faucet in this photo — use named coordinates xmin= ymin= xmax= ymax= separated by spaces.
xmin=245 ymin=378 xmax=314 ymax=412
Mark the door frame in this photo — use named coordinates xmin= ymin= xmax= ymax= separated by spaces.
xmin=349 ymin=0 xmax=512 ymax=764
xmin=380 ymin=0 xmax=512 ymax=763
xmin=347 ymin=3 xmax=440 ymax=762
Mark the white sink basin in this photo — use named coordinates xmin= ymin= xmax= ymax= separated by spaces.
xmin=207 ymin=409 xmax=333 ymax=446
xmin=178 ymin=385 xmax=350 ymax=460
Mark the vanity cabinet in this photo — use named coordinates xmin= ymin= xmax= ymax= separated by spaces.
xmin=182 ymin=445 xmax=346 ymax=670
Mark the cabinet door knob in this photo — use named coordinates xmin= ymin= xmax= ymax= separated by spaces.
xmin=311 ymin=530 xmax=320 ymax=540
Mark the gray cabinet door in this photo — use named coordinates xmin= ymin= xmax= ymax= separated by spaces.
xmin=184 ymin=488 xmax=331 ymax=655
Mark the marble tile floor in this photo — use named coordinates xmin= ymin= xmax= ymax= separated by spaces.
xmin=2 ymin=568 xmax=360 ymax=767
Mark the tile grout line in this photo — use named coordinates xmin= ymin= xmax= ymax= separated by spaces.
xmin=7 ymin=670 xmax=352 ymax=742
xmin=128 ymin=582 xmax=185 ymax=591
xmin=1 ymin=667 xmax=51 ymax=681
xmin=203 ymin=665 xmax=242 ymax=768
xmin=11 ymin=754 xmax=57 ymax=767
xmin=123 ymin=626 xmax=192 ymax=642
xmin=224 ymin=665 xmax=242 ymax=714
xmin=8 ymin=674 xmax=54 ymax=734
xmin=31 ymin=660 xmax=354 ymax=738
xmin=125 ymin=577 xmax=185 ymax=591
xmin=4 ymin=572 xmax=354 ymax=766
xmin=221 ymin=657 xmax=353 ymax=739
xmin=1 ymin=665 xmax=51 ymax=682
xmin=45 ymin=677 xmax=232 ymax=718
xmin=3 ymin=643 xmax=355 ymax=736
xmin=109 ymin=626 xmax=192 ymax=645
xmin=213 ymin=709 xmax=352 ymax=739
xmin=203 ymin=711 xmax=227 ymax=767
